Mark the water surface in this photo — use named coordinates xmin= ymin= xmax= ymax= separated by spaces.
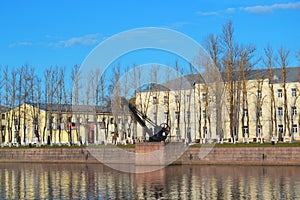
xmin=0 ymin=163 xmax=299 ymax=199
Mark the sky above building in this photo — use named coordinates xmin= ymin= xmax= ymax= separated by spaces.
xmin=0 ymin=0 xmax=300 ymax=75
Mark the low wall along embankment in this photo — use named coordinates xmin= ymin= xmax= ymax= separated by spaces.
xmin=0 ymin=145 xmax=300 ymax=166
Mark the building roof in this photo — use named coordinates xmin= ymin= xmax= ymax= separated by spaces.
xmin=138 ymin=66 xmax=300 ymax=92
xmin=26 ymin=102 xmax=111 ymax=113
xmin=0 ymin=106 xmax=10 ymax=113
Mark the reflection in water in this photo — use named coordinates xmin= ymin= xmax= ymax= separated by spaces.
xmin=0 ymin=163 xmax=300 ymax=199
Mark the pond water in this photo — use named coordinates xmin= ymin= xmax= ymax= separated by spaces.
xmin=0 ymin=163 xmax=299 ymax=199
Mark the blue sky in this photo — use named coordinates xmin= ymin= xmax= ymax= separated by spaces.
xmin=1 ymin=0 xmax=300 ymax=74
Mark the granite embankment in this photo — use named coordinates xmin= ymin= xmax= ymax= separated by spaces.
xmin=0 ymin=145 xmax=300 ymax=166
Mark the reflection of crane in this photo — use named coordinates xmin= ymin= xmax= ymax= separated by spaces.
xmin=121 ymin=98 xmax=170 ymax=142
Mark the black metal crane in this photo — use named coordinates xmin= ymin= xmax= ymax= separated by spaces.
xmin=121 ymin=97 xmax=170 ymax=142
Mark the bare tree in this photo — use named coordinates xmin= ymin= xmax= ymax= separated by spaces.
xmin=221 ymin=21 xmax=240 ymax=143
xmin=238 ymin=45 xmax=257 ymax=142
xmin=205 ymin=33 xmax=224 ymax=143
xmin=277 ymin=47 xmax=290 ymax=142
xmin=54 ymin=67 xmax=66 ymax=145
xmin=70 ymin=65 xmax=81 ymax=145
xmin=5 ymin=68 xmax=17 ymax=146
xmin=264 ymin=45 xmax=278 ymax=142
xmin=174 ymin=61 xmax=184 ymax=142
xmin=0 ymin=66 xmax=4 ymax=145
xmin=109 ymin=64 xmax=121 ymax=143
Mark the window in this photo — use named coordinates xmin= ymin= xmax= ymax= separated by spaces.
xmin=186 ymin=95 xmax=190 ymax=103
xmin=243 ymin=109 xmax=248 ymax=117
xmin=51 ymin=116 xmax=56 ymax=129
xmin=292 ymin=88 xmax=297 ymax=97
xmin=1 ymin=114 xmax=5 ymax=120
xmin=203 ymin=127 xmax=207 ymax=135
xmin=176 ymin=128 xmax=180 ymax=138
xmin=110 ymin=118 xmax=114 ymax=124
xmin=292 ymin=124 xmax=298 ymax=134
xmin=202 ymin=93 xmax=206 ymax=101
xmin=153 ymin=112 xmax=157 ymax=121
xmin=278 ymin=107 xmax=283 ymax=116
xmin=174 ymin=95 xmax=179 ymax=103
xmin=175 ymin=111 xmax=179 ymax=120
xmin=102 ymin=117 xmax=106 ymax=122
xmin=278 ymin=125 xmax=283 ymax=133
xmin=33 ymin=117 xmax=38 ymax=125
xmin=243 ymin=126 xmax=248 ymax=134
xmin=152 ymin=96 xmax=157 ymax=105
xmin=186 ymin=111 xmax=191 ymax=120
xmin=259 ymin=107 xmax=263 ymax=117
xmin=277 ymin=89 xmax=283 ymax=98
xmin=164 ymin=112 xmax=168 ymax=120
xmin=202 ymin=110 xmax=206 ymax=118
xmin=1 ymin=125 xmax=5 ymax=131
xmin=257 ymin=125 xmax=261 ymax=134
xmin=163 ymin=96 xmax=168 ymax=105
xmin=257 ymin=90 xmax=262 ymax=99
xmin=67 ymin=117 xmax=72 ymax=123
xmin=292 ymin=106 xmax=297 ymax=116
xmin=187 ymin=127 xmax=191 ymax=138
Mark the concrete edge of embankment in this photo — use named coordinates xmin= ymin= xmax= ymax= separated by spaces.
xmin=0 ymin=146 xmax=300 ymax=166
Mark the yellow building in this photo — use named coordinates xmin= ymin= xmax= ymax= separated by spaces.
xmin=0 ymin=103 xmax=135 ymax=146
xmin=135 ymin=67 xmax=300 ymax=143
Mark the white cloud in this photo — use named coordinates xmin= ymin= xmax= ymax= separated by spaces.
xmin=241 ymin=2 xmax=300 ymax=14
xmin=163 ymin=22 xmax=192 ymax=29
xmin=8 ymin=34 xmax=103 ymax=48
xmin=196 ymin=11 xmax=220 ymax=16
xmin=51 ymin=34 xmax=102 ymax=48
xmin=197 ymin=2 xmax=300 ymax=16
xmin=8 ymin=41 xmax=32 ymax=47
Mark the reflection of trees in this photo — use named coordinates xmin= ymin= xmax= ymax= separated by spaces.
xmin=1 ymin=164 xmax=300 ymax=199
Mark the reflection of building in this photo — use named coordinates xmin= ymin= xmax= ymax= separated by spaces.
xmin=0 ymin=103 xmax=135 ymax=145
xmin=135 ymin=67 xmax=300 ymax=142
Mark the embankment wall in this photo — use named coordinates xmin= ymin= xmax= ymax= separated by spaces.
xmin=0 ymin=146 xmax=299 ymax=166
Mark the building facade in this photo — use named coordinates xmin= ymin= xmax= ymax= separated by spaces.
xmin=0 ymin=103 xmax=136 ymax=146
xmin=135 ymin=67 xmax=300 ymax=143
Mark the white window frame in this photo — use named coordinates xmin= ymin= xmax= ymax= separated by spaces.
xmin=277 ymin=89 xmax=283 ymax=98
xmin=257 ymin=125 xmax=261 ymax=134
xmin=257 ymin=90 xmax=262 ymax=99
xmin=152 ymin=96 xmax=157 ymax=105
xmin=278 ymin=125 xmax=283 ymax=133
xmin=202 ymin=110 xmax=206 ymax=118
xmin=202 ymin=93 xmax=206 ymax=101
xmin=152 ymin=112 xmax=157 ymax=122
xmin=186 ymin=111 xmax=191 ymax=120
xmin=175 ymin=111 xmax=179 ymax=120
xmin=292 ymin=106 xmax=297 ymax=116
xmin=163 ymin=96 xmax=168 ymax=105
xmin=186 ymin=94 xmax=190 ymax=103
xmin=292 ymin=124 xmax=297 ymax=134
xmin=278 ymin=107 xmax=283 ymax=116
xmin=164 ymin=112 xmax=168 ymax=121
xmin=259 ymin=107 xmax=263 ymax=117
xmin=243 ymin=109 xmax=248 ymax=117
xmin=175 ymin=95 xmax=179 ymax=103
xmin=243 ymin=126 xmax=248 ymax=134
xmin=292 ymin=88 xmax=297 ymax=97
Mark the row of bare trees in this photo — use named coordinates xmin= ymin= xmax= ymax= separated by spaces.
xmin=204 ymin=21 xmax=300 ymax=143
xmin=1 ymin=21 xmax=300 ymax=145
xmin=0 ymin=65 xmax=111 ymax=145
